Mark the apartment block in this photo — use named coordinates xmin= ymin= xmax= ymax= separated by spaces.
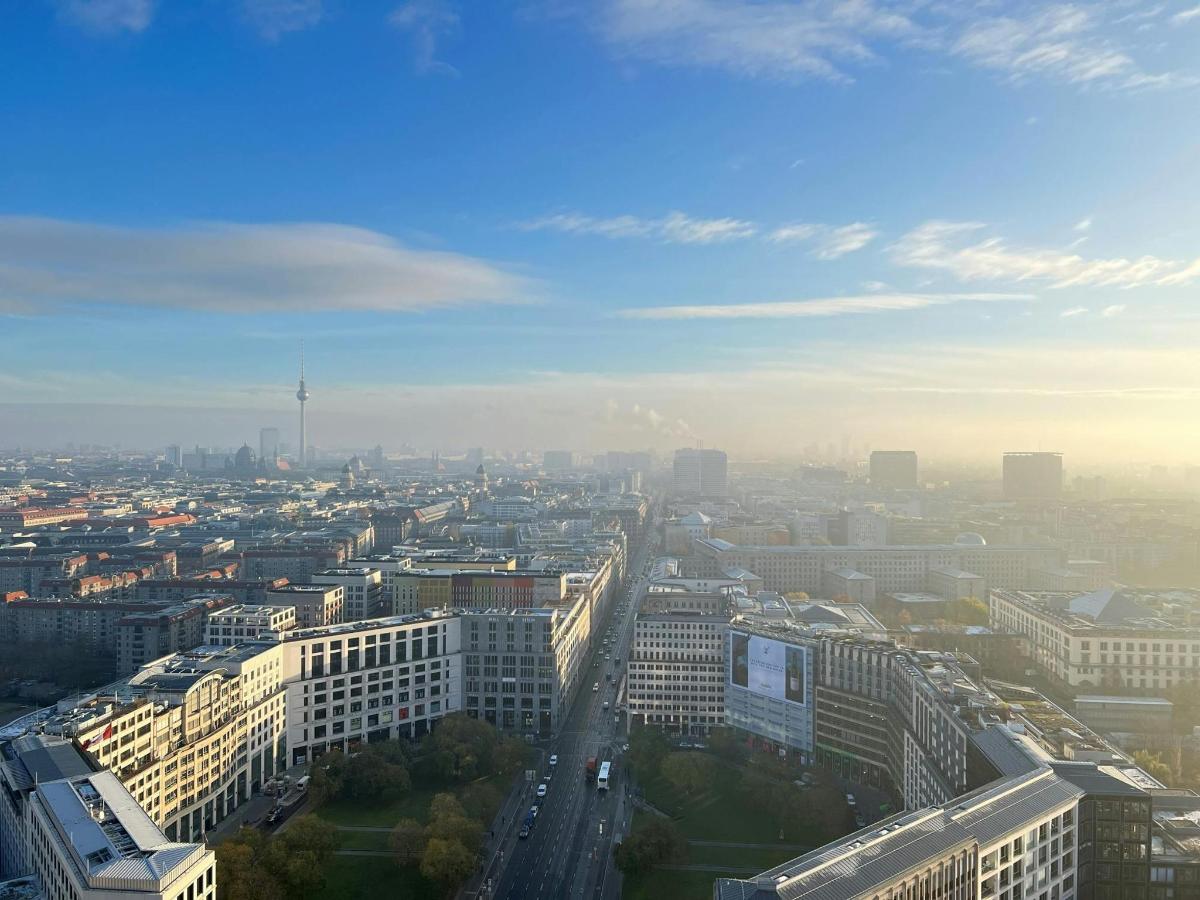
xmin=204 ymin=604 xmax=296 ymax=645
xmin=263 ymin=583 xmax=343 ymax=629
xmin=310 ymin=568 xmax=385 ymax=621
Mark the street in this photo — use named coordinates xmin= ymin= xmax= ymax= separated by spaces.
xmin=484 ymin=527 xmax=657 ymax=900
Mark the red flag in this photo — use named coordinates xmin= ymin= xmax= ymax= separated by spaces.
xmin=102 ymin=724 xmax=113 ymax=740
xmin=79 ymin=738 xmax=91 ymax=749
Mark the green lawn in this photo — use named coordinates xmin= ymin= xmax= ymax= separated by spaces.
xmin=623 ymin=867 xmax=741 ymax=900
xmin=640 ymin=760 xmax=826 ymax=847
xmin=684 ymin=843 xmax=798 ymax=870
xmin=335 ymin=830 xmax=391 ymax=851
xmin=310 ymin=855 xmax=441 ymax=900
xmin=317 ymin=773 xmax=510 ymax=827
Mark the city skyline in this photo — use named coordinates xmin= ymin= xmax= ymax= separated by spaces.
xmin=2 ymin=2 xmax=1200 ymax=461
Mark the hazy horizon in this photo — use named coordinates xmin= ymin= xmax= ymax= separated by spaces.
xmin=3 ymin=1 xmax=1199 ymax=465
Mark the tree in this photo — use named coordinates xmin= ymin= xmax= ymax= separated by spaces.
xmin=705 ymin=727 xmax=747 ymax=765
xmin=614 ymin=818 xmax=686 ymax=875
xmin=423 ymin=713 xmax=502 ymax=782
xmin=661 ymin=752 xmax=716 ymax=796
xmin=420 ymin=837 xmax=476 ymax=895
xmin=628 ymin=725 xmax=672 ymax=779
xmin=344 ymin=751 xmax=411 ymax=802
xmin=459 ymin=779 xmax=503 ymax=822
xmin=426 ymin=793 xmax=483 ymax=853
xmin=215 ymin=830 xmax=285 ymax=900
xmin=390 ymin=817 xmax=427 ymax=865
xmin=1134 ymin=750 xmax=1173 ymax=786
xmin=494 ymin=736 xmax=529 ymax=774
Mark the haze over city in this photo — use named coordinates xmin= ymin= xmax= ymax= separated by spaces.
xmin=6 ymin=5 xmax=1200 ymax=900
xmin=3 ymin=1 xmax=1200 ymax=462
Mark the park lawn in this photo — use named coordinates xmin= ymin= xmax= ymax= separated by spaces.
xmin=684 ymin=843 xmax=801 ymax=871
xmin=311 ymin=855 xmax=440 ymax=900
xmin=334 ymin=830 xmax=391 ymax=851
xmin=623 ymin=867 xmax=740 ymax=900
xmin=318 ymin=772 xmax=510 ymax=827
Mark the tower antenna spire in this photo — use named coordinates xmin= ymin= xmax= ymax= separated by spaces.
xmin=296 ymin=340 xmax=310 ymax=468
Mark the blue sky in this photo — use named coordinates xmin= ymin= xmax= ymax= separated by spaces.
xmin=2 ymin=0 xmax=1200 ymax=463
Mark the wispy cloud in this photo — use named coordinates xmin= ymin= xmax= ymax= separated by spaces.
xmin=242 ymin=0 xmax=324 ymax=40
xmin=1074 ymin=216 xmax=1093 ymax=232
xmin=0 ymin=216 xmax=530 ymax=314
xmin=1102 ymin=303 xmax=1127 ymax=317
xmin=589 ymin=0 xmax=1188 ymax=91
xmin=766 ymin=221 xmax=878 ymax=257
xmin=1060 ymin=305 xmax=1089 ymax=317
xmin=619 ymin=292 xmax=1032 ymax=320
xmin=390 ymin=0 xmax=461 ymax=74
xmin=814 ymin=222 xmax=878 ymax=259
xmin=951 ymin=5 xmax=1184 ymax=90
xmin=56 ymin=0 xmax=154 ymax=33
xmin=525 ymin=211 xmax=876 ymax=255
xmin=890 ymin=220 xmax=1200 ymax=288
xmin=1172 ymin=4 xmax=1200 ymax=24
xmin=519 ymin=211 xmax=757 ymax=244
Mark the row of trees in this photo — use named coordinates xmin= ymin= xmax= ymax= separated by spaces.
xmin=614 ymin=817 xmax=686 ymax=875
xmin=216 ymin=815 xmax=341 ymax=900
xmin=390 ymin=793 xmax=485 ymax=891
xmin=307 ymin=713 xmax=530 ymax=808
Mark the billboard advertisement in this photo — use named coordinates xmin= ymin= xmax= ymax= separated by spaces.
xmin=729 ymin=631 xmax=806 ymax=706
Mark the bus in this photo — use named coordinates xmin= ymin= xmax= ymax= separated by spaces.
xmin=597 ymin=761 xmax=611 ymax=791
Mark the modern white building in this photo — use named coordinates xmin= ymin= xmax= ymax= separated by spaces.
xmin=628 ymin=606 xmax=728 ymax=736
xmin=281 ymin=612 xmax=463 ymax=766
xmin=204 ymin=604 xmax=296 ymax=645
xmin=672 ymin=448 xmax=728 ymax=497
xmin=311 ymin=567 xmax=386 ymax=621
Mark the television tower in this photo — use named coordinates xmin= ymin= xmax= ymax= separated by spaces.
xmin=296 ymin=341 xmax=310 ymax=468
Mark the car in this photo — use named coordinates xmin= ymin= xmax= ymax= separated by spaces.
xmin=519 ymin=825 xmax=531 ymax=839
xmin=605 ymin=654 xmax=611 ymax=660
xmin=544 ymin=770 xmax=552 ymax=781
xmin=621 ymin=743 xmax=630 ymax=752
xmin=529 ymin=805 xmax=539 ymax=819
xmin=593 ymin=682 xmax=599 ymax=692
xmin=855 ymin=812 xmax=867 ymax=828
xmin=846 ymin=793 xmax=857 ymax=806
xmin=266 ymin=807 xmax=282 ymax=825
xmin=549 ymin=754 xmax=558 ymax=766
xmin=536 ymin=783 xmax=548 ymax=798
xmin=602 ymin=701 xmax=610 ymax=710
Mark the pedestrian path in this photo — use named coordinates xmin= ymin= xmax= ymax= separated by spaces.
xmin=688 ymin=839 xmax=810 ymax=851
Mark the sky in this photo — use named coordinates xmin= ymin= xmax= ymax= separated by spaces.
xmin=2 ymin=0 xmax=1200 ymax=465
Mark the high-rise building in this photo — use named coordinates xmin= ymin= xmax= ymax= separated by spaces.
xmin=259 ymin=426 xmax=280 ymax=463
xmin=295 ymin=343 xmax=310 ymax=468
xmin=869 ymin=450 xmax=918 ymax=488
xmin=1003 ymin=451 xmax=1063 ymax=499
xmin=673 ymin=448 xmax=728 ymax=497
xmin=543 ymin=450 xmax=574 ymax=472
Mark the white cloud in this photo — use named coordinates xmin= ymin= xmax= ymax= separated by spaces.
xmin=766 ymin=223 xmax=822 ymax=243
xmin=1101 ymin=303 xmax=1127 ymax=317
xmin=1074 ymin=216 xmax=1093 ymax=232
xmin=814 ymin=222 xmax=878 ymax=259
xmin=1060 ymin=306 xmax=1088 ymax=317
xmin=589 ymin=0 xmax=1187 ymax=90
xmin=390 ymin=0 xmax=461 ymax=74
xmin=242 ymin=0 xmax=324 ymax=39
xmin=56 ymin=0 xmax=154 ymax=33
xmin=889 ymin=220 xmax=1200 ymax=288
xmin=0 ymin=216 xmax=529 ymax=314
xmin=519 ymin=211 xmax=756 ymax=244
xmin=1172 ymin=4 xmax=1200 ymax=24
xmin=619 ymin=291 xmax=1032 ymax=320
xmin=951 ymin=5 xmax=1181 ymax=90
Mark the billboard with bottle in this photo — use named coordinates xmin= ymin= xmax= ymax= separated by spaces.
xmin=729 ymin=631 xmax=806 ymax=706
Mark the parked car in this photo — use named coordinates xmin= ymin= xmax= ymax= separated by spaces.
xmin=846 ymin=793 xmax=857 ymax=806
xmin=537 ymin=783 xmax=548 ymax=798
xmin=593 ymin=682 xmax=599 ymax=692
xmin=519 ymin=825 xmax=531 ymax=839
xmin=855 ymin=812 xmax=867 ymax=828
xmin=549 ymin=754 xmax=558 ymax=766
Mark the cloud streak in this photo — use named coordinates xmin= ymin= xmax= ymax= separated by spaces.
xmin=619 ymin=291 xmax=1033 ymax=320
xmin=242 ymin=0 xmax=325 ymax=40
xmin=890 ymin=220 xmax=1200 ymax=288
xmin=0 ymin=216 xmax=530 ymax=314
xmin=590 ymin=0 xmax=1188 ymax=91
xmin=389 ymin=0 xmax=461 ymax=74
xmin=56 ymin=0 xmax=154 ymax=33
xmin=519 ymin=211 xmax=757 ymax=244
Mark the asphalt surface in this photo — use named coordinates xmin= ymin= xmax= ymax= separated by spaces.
xmin=485 ymin=528 xmax=658 ymax=900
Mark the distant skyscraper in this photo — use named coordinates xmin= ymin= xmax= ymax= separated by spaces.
xmin=165 ymin=444 xmax=182 ymax=467
xmin=543 ymin=450 xmax=574 ymax=472
xmin=870 ymin=450 xmax=919 ymax=489
xmin=673 ymin=448 xmax=728 ymax=497
xmin=1003 ymin=452 xmax=1063 ymax=500
xmin=260 ymin=427 xmax=280 ymax=464
xmin=295 ymin=343 xmax=310 ymax=468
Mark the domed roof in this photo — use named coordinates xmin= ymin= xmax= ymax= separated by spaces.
xmin=954 ymin=532 xmax=987 ymax=546
xmin=234 ymin=444 xmax=255 ymax=467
